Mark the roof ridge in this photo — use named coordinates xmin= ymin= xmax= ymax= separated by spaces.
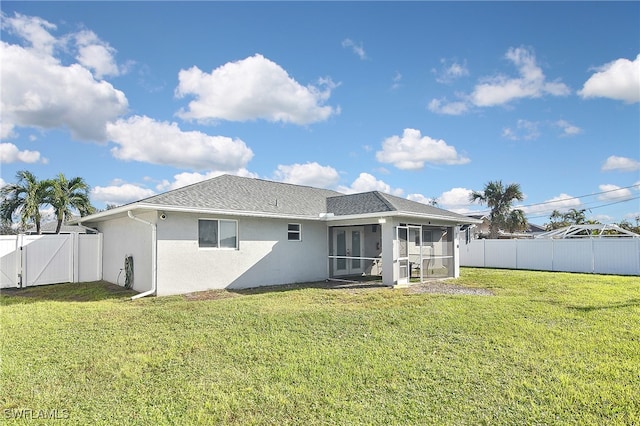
xmin=139 ymin=174 xmax=342 ymax=205
xmin=371 ymin=191 xmax=398 ymax=211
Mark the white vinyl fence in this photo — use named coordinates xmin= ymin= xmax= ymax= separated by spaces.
xmin=0 ymin=234 xmax=102 ymax=289
xmin=460 ymin=238 xmax=640 ymax=276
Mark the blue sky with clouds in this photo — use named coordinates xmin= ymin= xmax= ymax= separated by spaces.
xmin=1 ymin=2 xmax=639 ymax=225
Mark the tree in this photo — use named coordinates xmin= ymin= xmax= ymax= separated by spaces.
xmin=505 ymin=209 xmax=529 ymax=234
xmin=48 ymin=173 xmax=95 ymax=234
xmin=565 ymin=208 xmax=587 ymax=225
xmin=0 ymin=171 xmax=49 ymax=234
xmin=545 ymin=208 xmax=591 ymax=230
xmin=617 ymin=217 xmax=640 ymax=234
xmin=469 ymin=180 xmax=525 ymax=238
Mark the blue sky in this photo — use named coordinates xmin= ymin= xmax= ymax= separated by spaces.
xmin=1 ymin=2 xmax=639 ymax=226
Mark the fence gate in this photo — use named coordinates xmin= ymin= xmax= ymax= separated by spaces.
xmin=0 ymin=234 xmax=102 ymax=289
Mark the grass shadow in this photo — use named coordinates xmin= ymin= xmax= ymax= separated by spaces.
xmin=229 ymin=278 xmax=389 ymax=296
xmin=567 ymin=298 xmax=640 ymax=312
xmin=0 ymin=281 xmax=137 ymax=304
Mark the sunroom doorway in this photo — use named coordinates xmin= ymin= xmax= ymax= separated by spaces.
xmin=398 ymin=224 xmax=455 ymax=285
xmin=333 ymin=226 xmax=364 ymax=275
xmin=329 ymin=225 xmax=382 ymax=280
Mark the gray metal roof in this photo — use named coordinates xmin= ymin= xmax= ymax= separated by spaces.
xmin=138 ymin=174 xmax=342 ymax=217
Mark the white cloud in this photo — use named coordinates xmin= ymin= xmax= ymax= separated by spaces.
xmin=408 ymin=187 xmax=477 ymax=214
xmin=591 ymin=214 xmax=614 ymax=224
xmin=342 ymin=38 xmax=367 ymax=60
xmin=406 ymin=193 xmax=437 ymax=205
xmin=501 ymin=119 xmax=540 ymax=141
xmin=74 ymin=30 xmax=121 ymax=79
xmin=337 ymin=173 xmax=403 ymax=196
xmin=439 ymin=187 xmax=474 ymax=208
xmin=91 ymin=183 xmax=156 ymax=206
xmin=273 ymin=162 xmax=340 ymax=188
xmin=521 ymin=193 xmax=581 ymax=215
xmin=376 ymin=128 xmax=470 ymax=170
xmin=601 ymin=155 xmax=640 ymax=172
xmin=1 ymin=29 xmax=128 ymax=141
xmin=2 ymin=12 xmax=58 ymax=56
xmin=579 ymin=54 xmax=640 ymax=103
xmin=430 ymin=47 xmax=570 ymax=115
xmin=0 ymin=142 xmax=46 ymax=164
xmin=471 ymin=47 xmax=570 ymax=107
xmin=624 ymin=211 xmax=640 ymax=221
xmin=175 ymin=54 xmax=339 ymax=125
xmin=428 ymin=98 xmax=469 ymax=115
xmin=391 ymin=71 xmax=402 ymax=90
xmin=156 ymin=169 xmax=258 ymax=192
xmin=433 ymin=59 xmax=469 ymax=84
xmin=106 ymin=115 xmax=254 ymax=171
xmin=598 ymin=184 xmax=633 ymax=201
xmin=555 ymin=120 xmax=582 ymax=137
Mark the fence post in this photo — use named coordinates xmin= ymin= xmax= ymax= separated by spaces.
xmin=19 ymin=234 xmax=25 ymax=288
xmin=590 ymin=238 xmax=595 ymax=274
xmin=483 ymin=239 xmax=487 ymax=267
xmin=72 ymin=233 xmax=80 ymax=283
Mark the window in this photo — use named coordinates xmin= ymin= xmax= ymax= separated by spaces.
xmin=288 ymin=223 xmax=301 ymax=241
xmin=199 ymin=219 xmax=237 ymax=249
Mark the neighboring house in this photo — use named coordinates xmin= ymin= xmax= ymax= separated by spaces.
xmin=465 ymin=214 xmax=545 ymax=239
xmin=78 ymin=175 xmax=480 ymax=297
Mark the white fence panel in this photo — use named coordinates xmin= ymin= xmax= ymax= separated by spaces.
xmin=1 ymin=236 xmax=20 ymax=287
xmin=516 ymin=239 xmax=553 ymax=271
xmin=552 ymin=240 xmax=594 ymax=273
xmin=484 ymin=240 xmax=517 ymax=269
xmin=460 ymin=237 xmax=639 ymax=276
xmin=460 ymin=239 xmax=485 ymax=267
xmin=78 ymin=234 xmax=103 ymax=282
xmin=593 ymin=239 xmax=640 ymax=276
xmin=0 ymin=234 xmax=102 ymax=288
xmin=22 ymin=235 xmax=73 ymax=286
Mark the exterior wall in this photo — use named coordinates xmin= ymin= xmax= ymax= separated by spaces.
xmin=96 ymin=212 xmax=154 ymax=292
xmin=155 ymin=213 xmax=329 ymax=295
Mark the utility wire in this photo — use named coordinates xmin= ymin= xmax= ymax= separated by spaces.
xmin=469 ymin=182 xmax=640 ymax=217
xmin=525 ymin=195 xmax=640 ymax=220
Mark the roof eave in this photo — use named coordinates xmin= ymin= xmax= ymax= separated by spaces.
xmin=325 ymin=210 xmax=482 ymax=224
xmin=76 ymin=203 xmax=328 ymax=223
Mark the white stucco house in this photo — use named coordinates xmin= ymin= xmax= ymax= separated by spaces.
xmin=78 ymin=175 xmax=480 ymax=297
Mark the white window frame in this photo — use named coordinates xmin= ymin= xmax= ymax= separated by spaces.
xmin=198 ymin=218 xmax=238 ymax=249
xmin=287 ymin=223 xmax=302 ymax=241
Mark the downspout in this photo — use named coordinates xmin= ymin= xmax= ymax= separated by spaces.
xmin=127 ymin=211 xmax=157 ymax=300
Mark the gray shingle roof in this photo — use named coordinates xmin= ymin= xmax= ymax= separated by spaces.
xmin=138 ymin=174 xmax=342 ymax=217
xmin=88 ymin=174 xmax=475 ymax=223
xmin=327 ymin=191 xmax=471 ymax=221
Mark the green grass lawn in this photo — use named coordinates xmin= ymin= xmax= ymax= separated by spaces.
xmin=1 ymin=268 xmax=639 ymax=425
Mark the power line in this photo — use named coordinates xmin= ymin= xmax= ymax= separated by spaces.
xmin=525 ymin=195 xmax=640 ymax=220
xmin=469 ymin=182 xmax=640 ymax=217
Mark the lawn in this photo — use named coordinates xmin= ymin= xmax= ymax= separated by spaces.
xmin=1 ymin=268 xmax=639 ymax=425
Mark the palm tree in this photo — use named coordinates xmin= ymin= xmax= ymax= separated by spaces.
xmin=469 ymin=180 xmax=525 ymax=239
xmin=48 ymin=173 xmax=95 ymax=234
xmin=505 ymin=209 xmax=529 ymax=234
xmin=0 ymin=170 xmax=49 ymax=234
